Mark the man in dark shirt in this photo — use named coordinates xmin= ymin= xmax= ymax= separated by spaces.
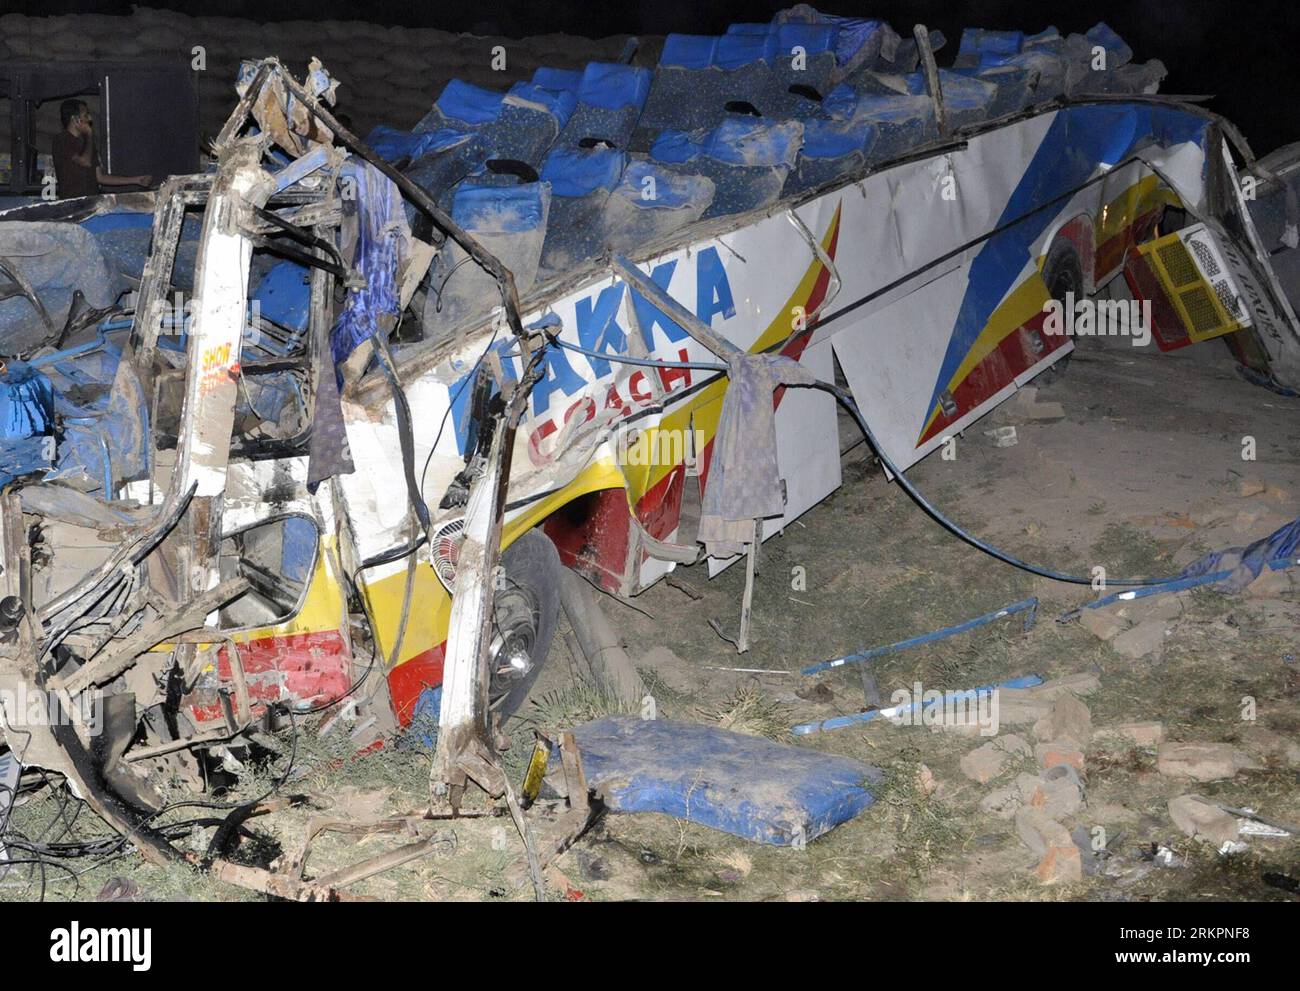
xmin=51 ymin=99 xmax=152 ymax=199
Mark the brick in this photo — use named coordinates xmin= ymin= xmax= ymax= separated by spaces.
xmin=1116 ymin=595 xmax=1183 ymax=623
xmin=1246 ymin=569 xmax=1293 ymax=599
xmin=1098 ymin=721 xmax=1164 ymax=747
xmin=1022 ymin=673 xmax=1100 ymax=700
xmin=1035 ymin=843 xmax=1083 ymax=884
xmin=1079 ymin=609 xmax=1126 ymax=641
xmin=1015 ymin=808 xmax=1073 ymax=857
xmin=1168 ymin=794 xmax=1239 ymax=846
xmin=1030 ymin=764 xmax=1085 ymax=819
xmin=1157 ymin=742 xmax=1260 ymax=782
xmin=1111 ymin=619 xmax=1168 ymax=660
xmin=1035 ymin=740 xmax=1086 ymax=773
xmin=979 ymin=772 xmax=1042 ymax=820
xmin=959 ymin=734 xmax=1032 ymax=784
xmin=1241 ymin=726 xmax=1300 ymax=766
xmin=1032 ymin=694 xmax=1092 ymax=747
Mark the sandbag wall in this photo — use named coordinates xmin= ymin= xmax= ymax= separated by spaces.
xmin=0 ymin=7 xmax=643 ymax=152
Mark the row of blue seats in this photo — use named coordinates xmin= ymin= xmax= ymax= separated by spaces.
xmin=373 ymin=13 xmax=1163 ymax=340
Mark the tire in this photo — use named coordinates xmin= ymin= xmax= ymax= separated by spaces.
xmin=1038 ymin=239 xmax=1085 ymax=381
xmin=1043 ymin=239 xmax=1084 ymax=304
xmin=487 ymin=529 xmax=561 ymax=720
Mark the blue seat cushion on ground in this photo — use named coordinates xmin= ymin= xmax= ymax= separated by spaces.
xmin=482 ymin=84 xmax=577 ymax=165
xmin=905 ymin=70 xmax=996 ymax=129
xmin=714 ymin=31 xmax=777 ymax=69
xmin=569 ymin=716 xmax=881 ymax=845
xmin=611 ymin=159 xmax=714 ymax=212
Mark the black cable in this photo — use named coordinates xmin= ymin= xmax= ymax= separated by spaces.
xmin=538 ymin=339 xmax=1183 ymax=588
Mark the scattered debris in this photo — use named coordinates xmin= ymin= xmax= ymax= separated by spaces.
xmin=1157 ymin=742 xmax=1262 ymax=781
xmin=960 ymin=734 xmax=1033 ymax=784
xmin=1015 ymin=808 xmax=1082 ymax=883
xmin=1168 ymin=794 xmax=1241 ymax=846
xmin=1097 ymin=721 xmax=1165 ymax=747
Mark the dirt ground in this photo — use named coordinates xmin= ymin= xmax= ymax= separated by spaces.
xmin=5 ymin=330 xmax=1299 ymax=902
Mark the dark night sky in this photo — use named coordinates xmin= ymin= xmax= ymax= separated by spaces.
xmin=9 ymin=1 xmax=1300 ymax=153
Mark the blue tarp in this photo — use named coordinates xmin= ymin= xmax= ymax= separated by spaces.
xmin=570 ymin=716 xmax=880 ymax=845
xmin=1176 ymin=517 xmax=1300 ymax=592
xmin=0 ymin=363 xmax=54 ymax=489
xmin=330 ymin=161 xmax=408 ymax=366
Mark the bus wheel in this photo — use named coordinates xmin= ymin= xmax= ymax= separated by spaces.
xmin=1039 ymin=239 xmax=1084 ymax=380
xmin=487 ymin=529 xmax=561 ymax=720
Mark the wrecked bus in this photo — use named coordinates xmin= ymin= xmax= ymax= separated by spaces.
xmin=2 ymin=9 xmax=1300 ymax=857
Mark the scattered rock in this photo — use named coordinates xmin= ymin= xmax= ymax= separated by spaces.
xmin=960 ymin=734 xmax=1033 ymax=783
xmin=1240 ymin=726 xmax=1300 ymax=766
xmin=1116 ymin=595 xmax=1183 ymax=623
xmin=1111 ymin=619 xmax=1168 ymax=660
xmin=1097 ymin=721 xmax=1164 ymax=747
xmin=1079 ymin=609 xmax=1127 ymax=641
xmin=1015 ymin=807 xmax=1072 ymax=857
xmin=795 ymin=682 xmax=835 ymax=704
xmin=1088 ymin=802 xmax=1140 ymax=824
xmin=1031 ymin=764 xmax=1085 ymax=819
xmin=1246 ymin=568 xmax=1293 ymax=599
xmin=1035 ymin=740 xmax=1086 ymax=774
xmin=1015 ymin=809 xmax=1082 ymax=883
xmin=1233 ymin=508 xmax=1266 ymax=534
xmin=1035 ymin=844 xmax=1084 ymax=883
xmin=1071 ymin=825 xmax=1107 ymax=876
xmin=1032 ymin=694 xmax=1092 ymax=747
xmin=979 ymin=772 xmax=1043 ymax=820
xmin=1016 ymin=672 xmax=1101 ymax=700
xmin=1239 ymin=478 xmax=1268 ymax=498
xmin=1168 ymin=794 xmax=1240 ymax=846
xmin=1157 ymin=742 xmax=1261 ymax=782
xmin=997 ymin=694 xmax=1056 ymax=727
xmin=916 ymin=763 xmax=937 ymax=796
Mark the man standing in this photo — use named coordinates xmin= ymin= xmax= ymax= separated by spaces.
xmin=51 ymin=99 xmax=152 ymax=199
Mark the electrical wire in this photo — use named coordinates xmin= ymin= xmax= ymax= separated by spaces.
xmin=541 ymin=339 xmax=1183 ymax=588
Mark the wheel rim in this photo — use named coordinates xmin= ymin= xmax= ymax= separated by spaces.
xmin=487 ymin=581 xmax=539 ymax=711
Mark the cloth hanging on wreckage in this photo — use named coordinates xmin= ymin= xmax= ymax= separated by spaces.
xmin=697 ymin=351 xmax=818 ymax=558
xmin=308 ymin=160 xmax=412 ymax=491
